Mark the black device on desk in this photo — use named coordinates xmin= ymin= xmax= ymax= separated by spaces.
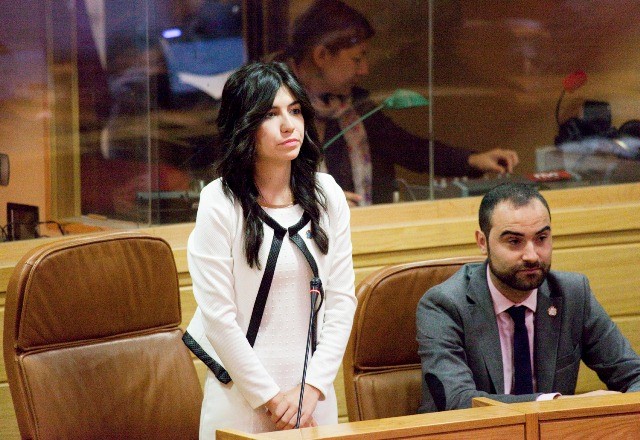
xmin=5 ymin=203 xmax=39 ymax=241
xmin=555 ymin=100 xmax=640 ymax=160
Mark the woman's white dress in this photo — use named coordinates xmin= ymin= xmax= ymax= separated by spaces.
xmin=186 ymin=173 xmax=356 ymax=438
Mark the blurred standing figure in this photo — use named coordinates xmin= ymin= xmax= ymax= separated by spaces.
xmin=183 ymin=62 xmax=356 ymax=437
xmin=277 ymin=0 xmax=519 ymax=206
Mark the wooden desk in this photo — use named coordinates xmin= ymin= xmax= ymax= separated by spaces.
xmin=474 ymin=392 xmax=640 ymax=440
xmin=217 ymin=406 xmax=525 ymax=439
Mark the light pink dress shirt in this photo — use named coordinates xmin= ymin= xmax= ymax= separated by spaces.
xmin=486 ymin=266 xmax=559 ymax=400
xmin=487 ymin=266 xmax=537 ymax=394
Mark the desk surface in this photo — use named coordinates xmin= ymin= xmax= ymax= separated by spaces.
xmin=476 ymin=392 xmax=640 ymax=440
xmin=217 ymin=405 xmax=526 ymax=439
xmin=492 ymin=391 xmax=640 ymax=417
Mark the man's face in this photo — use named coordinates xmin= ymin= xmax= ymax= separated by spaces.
xmin=475 ymin=199 xmax=552 ymax=303
xmin=254 ymin=86 xmax=304 ymax=167
xmin=317 ymin=41 xmax=370 ymax=96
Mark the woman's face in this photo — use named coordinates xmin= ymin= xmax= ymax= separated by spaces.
xmin=255 ymin=85 xmax=305 ymax=166
xmin=317 ymin=41 xmax=370 ymax=96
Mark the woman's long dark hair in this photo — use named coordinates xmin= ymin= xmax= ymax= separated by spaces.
xmin=216 ymin=61 xmax=328 ymax=268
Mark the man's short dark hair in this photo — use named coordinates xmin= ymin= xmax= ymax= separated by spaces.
xmin=479 ymin=183 xmax=551 ymax=237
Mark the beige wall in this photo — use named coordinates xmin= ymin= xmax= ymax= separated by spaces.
xmin=0 ymin=87 xmax=50 ymax=226
xmin=0 ymin=1 xmax=51 ymax=226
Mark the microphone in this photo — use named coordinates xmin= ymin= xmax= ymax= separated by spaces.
xmin=555 ymin=70 xmax=587 ymax=126
xmin=309 ymin=277 xmax=322 ymax=351
xmin=295 ymin=277 xmax=323 ymax=429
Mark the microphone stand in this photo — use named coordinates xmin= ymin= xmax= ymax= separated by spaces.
xmin=322 ymin=89 xmax=430 ymax=151
xmin=323 ymin=103 xmax=385 ymax=150
xmin=555 ymin=89 xmax=566 ymax=127
xmin=295 ymin=277 xmax=322 ymax=429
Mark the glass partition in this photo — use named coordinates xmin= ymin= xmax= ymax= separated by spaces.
xmin=1 ymin=0 xmax=640 ymax=241
xmin=427 ymin=0 xmax=640 ymax=199
xmin=78 ymin=0 xmax=243 ymax=225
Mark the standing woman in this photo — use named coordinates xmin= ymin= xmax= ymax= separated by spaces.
xmin=183 ymin=62 xmax=356 ymax=437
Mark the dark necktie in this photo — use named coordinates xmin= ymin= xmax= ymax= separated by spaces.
xmin=507 ymin=306 xmax=533 ymax=394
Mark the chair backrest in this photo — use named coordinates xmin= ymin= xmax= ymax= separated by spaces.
xmin=343 ymin=256 xmax=485 ymax=421
xmin=3 ymin=231 xmax=203 ymax=439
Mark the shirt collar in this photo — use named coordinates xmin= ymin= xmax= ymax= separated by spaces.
xmin=487 ymin=265 xmax=538 ymax=315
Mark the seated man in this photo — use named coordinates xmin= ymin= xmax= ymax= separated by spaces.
xmin=276 ymin=0 xmax=519 ymax=206
xmin=416 ymin=182 xmax=640 ymax=412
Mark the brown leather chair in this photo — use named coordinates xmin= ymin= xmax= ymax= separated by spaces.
xmin=3 ymin=231 xmax=202 ymax=439
xmin=343 ymin=256 xmax=485 ymax=421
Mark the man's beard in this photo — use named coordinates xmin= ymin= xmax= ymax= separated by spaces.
xmin=488 ymin=258 xmax=550 ymax=292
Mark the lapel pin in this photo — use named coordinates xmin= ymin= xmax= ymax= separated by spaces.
xmin=548 ymin=305 xmax=557 ymax=317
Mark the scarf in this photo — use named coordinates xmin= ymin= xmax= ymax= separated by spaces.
xmin=311 ymin=93 xmax=373 ymax=206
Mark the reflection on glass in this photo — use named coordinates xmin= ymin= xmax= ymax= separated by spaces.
xmin=431 ymin=0 xmax=640 ymax=195
xmin=79 ymin=0 xmax=244 ymax=224
xmin=281 ymin=0 xmax=519 ymax=207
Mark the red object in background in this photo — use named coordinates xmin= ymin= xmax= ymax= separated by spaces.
xmin=562 ymin=70 xmax=588 ymax=93
xmin=556 ymin=70 xmax=588 ymax=126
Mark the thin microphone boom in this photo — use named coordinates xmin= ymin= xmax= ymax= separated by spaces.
xmin=322 ymin=89 xmax=429 ymax=150
xmin=295 ymin=277 xmax=322 ymax=429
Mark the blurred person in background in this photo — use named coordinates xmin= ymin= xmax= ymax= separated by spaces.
xmin=273 ymin=0 xmax=519 ymax=206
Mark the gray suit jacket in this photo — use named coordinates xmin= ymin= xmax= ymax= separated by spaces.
xmin=416 ymin=262 xmax=640 ymax=412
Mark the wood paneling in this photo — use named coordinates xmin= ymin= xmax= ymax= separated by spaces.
xmin=0 ymin=307 xmax=5 ymax=383
xmin=0 ymin=384 xmax=19 ymax=440
xmin=475 ymin=392 xmax=640 ymax=440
